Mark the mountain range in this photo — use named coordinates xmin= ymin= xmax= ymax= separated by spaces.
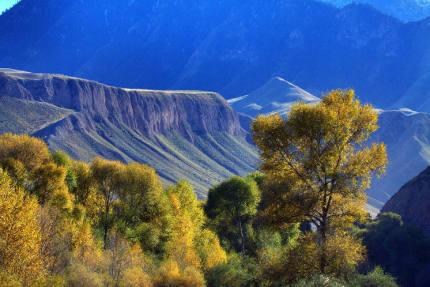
xmin=1 ymin=0 xmax=430 ymax=112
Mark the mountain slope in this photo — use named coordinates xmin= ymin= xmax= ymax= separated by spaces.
xmin=321 ymin=0 xmax=430 ymax=22
xmin=382 ymin=166 xmax=430 ymax=237
xmin=0 ymin=96 xmax=74 ymax=134
xmin=0 ymin=69 xmax=258 ymax=196
xmin=2 ymin=0 xmax=430 ymax=110
xmin=368 ymin=110 xmax=430 ymax=208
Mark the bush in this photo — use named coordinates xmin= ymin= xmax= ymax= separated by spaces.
xmin=66 ymin=263 xmax=105 ymax=287
xmin=291 ymin=275 xmax=346 ymax=287
xmin=206 ymin=254 xmax=257 ymax=287
xmin=351 ymin=267 xmax=398 ymax=287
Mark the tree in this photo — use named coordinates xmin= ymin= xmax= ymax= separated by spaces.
xmin=0 ymin=169 xmax=45 ymax=285
xmin=104 ymin=230 xmax=147 ymax=287
xmin=195 ymin=229 xmax=227 ymax=271
xmin=120 ymin=163 xmax=164 ymax=223
xmin=205 ymin=176 xmax=260 ymax=253
xmin=32 ymin=162 xmax=69 ymax=205
xmin=91 ymin=158 xmax=126 ymax=249
xmin=118 ymin=163 xmax=169 ymax=253
xmin=0 ymin=133 xmax=50 ymax=171
xmin=252 ymin=90 xmax=387 ymax=274
xmin=162 ymin=181 xmax=226 ymax=284
xmin=165 ymin=181 xmax=204 ymax=270
xmin=52 ymin=150 xmax=78 ymax=192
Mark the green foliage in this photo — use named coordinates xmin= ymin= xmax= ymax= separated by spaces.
xmin=291 ymin=275 xmax=346 ymax=287
xmin=52 ymin=151 xmax=78 ymax=191
xmin=351 ymin=267 xmax=398 ymax=287
xmin=206 ymin=254 xmax=257 ymax=287
xmin=290 ymin=268 xmax=398 ymax=287
xmin=361 ymin=212 xmax=430 ymax=287
xmin=205 ymin=176 xmax=260 ymax=253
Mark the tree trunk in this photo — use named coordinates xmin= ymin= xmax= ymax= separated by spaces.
xmin=103 ymin=197 xmax=110 ymax=249
xmin=319 ymin=218 xmax=328 ymax=274
xmin=238 ymin=219 xmax=245 ymax=254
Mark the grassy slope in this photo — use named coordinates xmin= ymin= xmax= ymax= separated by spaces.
xmin=0 ymin=97 xmax=74 ymax=134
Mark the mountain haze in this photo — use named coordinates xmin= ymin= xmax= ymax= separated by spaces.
xmin=321 ymin=0 xmax=430 ymax=22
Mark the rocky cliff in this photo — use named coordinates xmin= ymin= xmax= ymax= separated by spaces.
xmin=0 ymin=69 xmax=258 ymax=196
xmin=0 ymin=69 xmax=243 ymax=138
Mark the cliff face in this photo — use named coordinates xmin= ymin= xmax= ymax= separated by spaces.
xmin=0 ymin=69 xmax=257 ymax=196
xmin=0 ymin=69 xmax=243 ymax=138
xmin=382 ymin=167 xmax=430 ymax=236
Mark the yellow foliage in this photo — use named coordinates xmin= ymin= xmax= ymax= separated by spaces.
xmin=163 ymin=182 xmax=227 ymax=279
xmin=71 ymin=221 xmax=103 ymax=270
xmin=284 ymin=232 xmax=365 ymax=282
xmin=66 ymin=263 xmax=104 ymax=287
xmin=0 ymin=133 xmax=50 ymax=171
xmin=154 ymin=260 xmax=205 ymax=287
xmin=165 ymin=200 xmax=202 ymax=269
xmin=0 ymin=271 xmax=22 ymax=287
xmin=0 ymin=169 xmax=45 ymax=285
xmin=195 ymin=229 xmax=227 ymax=270
xmin=324 ymin=232 xmax=366 ymax=276
xmin=121 ymin=267 xmax=153 ymax=287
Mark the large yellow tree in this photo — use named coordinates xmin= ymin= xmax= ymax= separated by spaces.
xmin=252 ymin=90 xmax=387 ymax=274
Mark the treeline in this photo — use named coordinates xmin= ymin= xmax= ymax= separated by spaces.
xmin=1 ymin=90 xmax=430 ymax=286
xmin=0 ymin=134 xmax=226 ymax=286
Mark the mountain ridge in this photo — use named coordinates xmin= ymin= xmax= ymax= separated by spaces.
xmin=0 ymin=69 xmax=258 ymax=196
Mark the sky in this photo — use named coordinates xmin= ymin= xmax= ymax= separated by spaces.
xmin=0 ymin=0 xmax=19 ymax=14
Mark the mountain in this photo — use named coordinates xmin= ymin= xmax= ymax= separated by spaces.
xmin=2 ymin=0 xmax=430 ymax=111
xmin=382 ymin=166 xmax=430 ymax=237
xmin=321 ymin=0 xmax=430 ymax=22
xmin=0 ymin=69 xmax=258 ymax=196
xmin=368 ymin=109 xmax=430 ymax=208
xmin=228 ymin=77 xmax=320 ymax=117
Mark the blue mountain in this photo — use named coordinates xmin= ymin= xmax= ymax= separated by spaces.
xmin=1 ymin=0 xmax=430 ymax=111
